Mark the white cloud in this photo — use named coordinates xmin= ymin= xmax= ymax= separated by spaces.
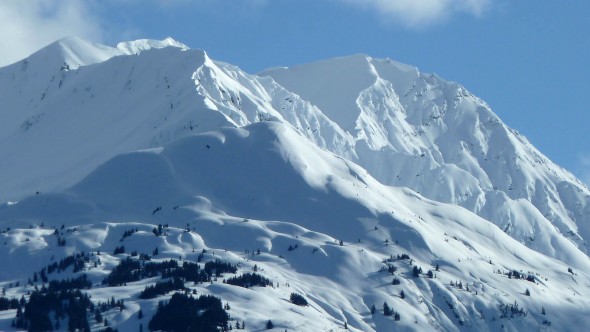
xmin=0 ymin=0 xmax=103 ymax=67
xmin=337 ymin=0 xmax=491 ymax=28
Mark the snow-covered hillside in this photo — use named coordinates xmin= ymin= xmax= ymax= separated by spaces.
xmin=262 ymin=55 xmax=590 ymax=259
xmin=0 ymin=37 xmax=589 ymax=331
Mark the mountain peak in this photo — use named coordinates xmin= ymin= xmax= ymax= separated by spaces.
xmin=32 ymin=36 xmax=123 ymax=70
xmin=116 ymin=37 xmax=189 ymax=55
xmin=15 ymin=37 xmax=191 ymax=72
xmin=260 ymin=54 xmax=380 ymax=130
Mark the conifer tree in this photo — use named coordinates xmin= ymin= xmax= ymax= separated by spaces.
xmin=383 ymin=302 xmax=392 ymax=316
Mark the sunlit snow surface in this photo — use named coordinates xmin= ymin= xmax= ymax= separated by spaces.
xmin=0 ymin=38 xmax=589 ymax=331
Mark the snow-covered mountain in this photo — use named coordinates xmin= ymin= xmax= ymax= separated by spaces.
xmin=0 ymin=37 xmax=589 ymax=331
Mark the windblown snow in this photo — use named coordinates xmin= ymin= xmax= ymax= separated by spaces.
xmin=0 ymin=37 xmax=588 ymax=331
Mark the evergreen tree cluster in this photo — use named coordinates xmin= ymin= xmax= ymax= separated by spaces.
xmin=397 ymin=254 xmax=411 ymax=260
xmin=120 ymin=228 xmax=138 ymax=241
xmin=507 ymin=270 xmax=522 ymax=279
xmin=224 ymin=273 xmax=273 ymax=288
xmin=103 ymin=257 xmax=238 ymax=287
xmin=0 ymin=297 xmax=19 ymax=311
xmin=46 ymin=252 xmax=89 ymax=274
xmin=382 ymin=302 xmax=401 ymax=321
xmin=148 ymin=293 xmax=229 ymax=332
xmin=94 ymin=296 xmax=126 ymax=314
xmin=233 ymin=320 xmax=246 ymax=329
xmin=382 ymin=255 xmax=396 ymax=263
xmin=19 ymin=289 xmax=92 ymax=332
xmin=38 ymin=268 xmax=48 ymax=283
xmin=204 ymin=259 xmax=238 ymax=277
xmin=152 ymin=224 xmax=168 ymax=236
xmin=498 ymin=302 xmax=527 ymax=319
xmin=143 ymin=259 xmax=179 ymax=278
xmin=139 ymin=277 xmax=185 ymax=299
xmin=289 ymin=293 xmax=308 ymax=306
xmin=47 ymin=274 xmax=92 ymax=292
xmin=162 ymin=261 xmax=212 ymax=283
xmin=412 ymin=266 xmax=423 ymax=278
xmin=102 ymin=257 xmax=142 ymax=286
xmin=383 ymin=302 xmax=393 ymax=316
xmin=113 ymin=246 xmax=126 ymax=255
xmin=387 ymin=264 xmax=397 ymax=275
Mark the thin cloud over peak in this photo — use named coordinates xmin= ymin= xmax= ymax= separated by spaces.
xmin=337 ymin=0 xmax=491 ymax=28
xmin=0 ymin=0 xmax=103 ymax=67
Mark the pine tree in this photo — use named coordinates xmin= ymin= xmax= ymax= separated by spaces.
xmin=266 ymin=320 xmax=274 ymax=329
xmin=542 ymin=306 xmax=546 ymax=315
xmin=412 ymin=266 xmax=421 ymax=278
xmin=371 ymin=304 xmax=376 ymax=315
xmin=383 ymin=302 xmax=392 ymax=316
xmin=138 ymin=309 xmax=143 ymax=319
xmin=290 ymin=293 xmax=308 ymax=306
xmin=400 ymin=290 xmax=405 ymax=299
xmin=95 ymin=309 xmax=103 ymax=323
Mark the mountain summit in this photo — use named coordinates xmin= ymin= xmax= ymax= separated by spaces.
xmin=0 ymin=38 xmax=589 ymax=331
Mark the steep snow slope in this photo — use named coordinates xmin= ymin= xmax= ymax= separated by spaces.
xmin=0 ymin=38 xmax=229 ymax=201
xmin=262 ymin=55 xmax=590 ymax=258
xmin=0 ymin=37 xmax=350 ymax=205
xmin=1 ymin=121 xmax=589 ymax=331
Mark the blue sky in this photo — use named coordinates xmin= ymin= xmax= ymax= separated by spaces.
xmin=1 ymin=0 xmax=589 ymax=183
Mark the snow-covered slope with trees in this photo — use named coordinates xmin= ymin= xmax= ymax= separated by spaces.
xmin=0 ymin=37 xmax=589 ymax=331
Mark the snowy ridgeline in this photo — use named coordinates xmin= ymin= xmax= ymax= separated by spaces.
xmin=0 ymin=38 xmax=588 ymax=331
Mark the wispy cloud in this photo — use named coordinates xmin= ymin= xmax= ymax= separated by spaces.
xmin=0 ymin=0 xmax=103 ymax=67
xmin=336 ymin=0 xmax=491 ymax=28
